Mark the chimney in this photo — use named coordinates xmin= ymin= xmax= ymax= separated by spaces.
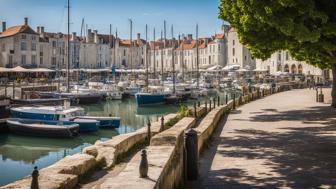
xmin=205 ymin=38 xmax=209 ymax=45
xmin=87 ymin=29 xmax=92 ymax=43
xmin=137 ymin=33 xmax=141 ymax=41
xmin=93 ymin=30 xmax=98 ymax=43
xmin=187 ymin=34 xmax=192 ymax=41
xmin=24 ymin=17 xmax=28 ymax=25
xmin=2 ymin=22 xmax=6 ymax=32
xmin=37 ymin=26 xmax=40 ymax=33
xmin=40 ymin=26 xmax=44 ymax=33
xmin=71 ymin=32 xmax=76 ymax=41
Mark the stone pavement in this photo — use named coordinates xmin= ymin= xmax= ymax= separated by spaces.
xmin=197 ymin=88 xmax=336 ymax=188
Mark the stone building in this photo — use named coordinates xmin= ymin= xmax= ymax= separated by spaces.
xmin=256 ymin=50 xmax=328 ymax=81
xmin=0 ymin=18 xmax=40 ymax=68
xmin=227 ymin=28 xmax=256 ymax=69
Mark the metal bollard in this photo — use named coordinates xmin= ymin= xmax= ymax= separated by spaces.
xmin=31 ymin=166 xmax=39 ymax=189
xmin=12 ymin=81 xmax=15 ymax=99
xmin=319 ymin=87 xmax=324 ymax=103
xmin=198 ymin=101 xmax=200 ymax=107
xmin=262 ymin=89 xmax=265 ymax=97
xmin=147 ymin=119 xmax=151 ymax=144
xmin=213 ymin=98 xmax=216 ymax=108
xmin=160 ymin=116 xmax=164 ymax=132
xmin=209 ymin=99 xmax=212 ymax=110
xmin=225 ymin=94 xmax=228 ymax=104
xmin=316 ymin=88 xmax=318 ymax=102
xmin=217 ymin=96 xmax=220 ymax=106
xmin=139 ymin=150 xmax=148 ymax=178
xmin=194 ymin=102 xmax=197 ymax=118
xmin=184 ymin=129 xmax=198 ymax=181
xmin=233 ymin=93 xmax=236 ymax=109
xmin=205 ymin=100 xmax=208 ymax=112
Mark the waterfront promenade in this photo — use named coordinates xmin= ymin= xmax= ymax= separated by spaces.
xmin=197 ymin=88 xmax=336 ymax=188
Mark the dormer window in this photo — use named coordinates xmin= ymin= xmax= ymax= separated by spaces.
xmin=21 ymin=34 xmax=26 ymax=40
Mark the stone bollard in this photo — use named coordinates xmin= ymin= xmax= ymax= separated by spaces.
xmin=225 ymin=94 xmax=228 ymax=104
xmin=233 ymin=93 xmax=236 ymax=109
xmin=194 ymin=102 xmax=197 ymax=118
xmin=262 ymin=89 xmax=265 ymax=97
xmin=184 ymin=129 xmax=198 ymax=181
xmin=160 ymin=116 xmax=164 ymax=132
xmin=209 ymin=99 xmax=212 ymax=110
xmin=139 ymin=150 xmax=148 ymax=178
xmin=257 ymin=88 xmax=260 ymax=98
xmin=217 ymin=96 xmax=220 ymax=107
xmin=316 ymin=88 xmax=319 ymax=102
xmin=147 ymin=119 xmax=151 ymax=144
xmin=205 ymin=100 xmax=208 ymax=112
xmin=31 ymin=166 xmax=39 ymax=189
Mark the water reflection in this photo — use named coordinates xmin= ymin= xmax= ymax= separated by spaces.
xmin=0 ymin=89 xmax=237 ymax=186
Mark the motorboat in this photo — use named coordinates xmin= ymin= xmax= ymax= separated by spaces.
xmin=7 ymin=118 xmax=80 ymax=138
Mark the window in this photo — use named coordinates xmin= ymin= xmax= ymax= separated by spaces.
xmin=21 ymin=55 xmax=26 ymax=65
xmin=21 ymin=34 xmax=26 ymax=40
xmin=52 ymin=41 xmax=56 ymax=48
xmin=245 ymin=56 xmax=247 ymax=60
xmin=40 ymin=57 xmax=43 ymax=65
xmin=21 ymin=42 xmax=27 ymax=51
xmin=32 ymin=55 xmax=36 ymax=65
xmin=278 ymin=53 xmax=281 ymax=61
xmin=52 ymin=57 xmax=56 ymax=65
xmin=232 ymin=48 xmax=235 ymax=56
xmin=1 ymin=44 xmax=5 ymax=52
xmin=8 ymin=55 xmax=13 ymax=65
xmin=218 ymin=44 xmax=220 ymax=51
xmin=31 ymin=43 xmax=36 ymax=51
xmin=286 ymin=52 xmax=289 ymax=60
xmin=32 ymin=36 xmax=36 ymax=41
xmin=233 ymin=40 xmax=235 ymax=46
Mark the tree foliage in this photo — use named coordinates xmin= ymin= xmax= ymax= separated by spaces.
xmin=219 ymin=0 xmax=336 ymax=68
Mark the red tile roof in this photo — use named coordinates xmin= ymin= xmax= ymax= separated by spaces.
xmin=0 ymin=25 xmax=38 ymax=38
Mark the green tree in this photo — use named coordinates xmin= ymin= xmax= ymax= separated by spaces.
xmin=219 ymin=0 xmax=336 ymax=106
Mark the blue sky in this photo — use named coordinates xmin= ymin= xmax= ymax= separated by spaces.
xmin=0 ymin=0 xmax=224 ymax=39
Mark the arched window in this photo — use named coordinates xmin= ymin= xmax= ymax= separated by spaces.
xmin=284 ymin=64 xmax=289 ymax=72
xmin=298 ymin=64 xmax=303 ymax=74
xmin=291 ymin=64 xmax=297 ymax=74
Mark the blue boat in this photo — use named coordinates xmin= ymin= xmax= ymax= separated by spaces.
xmin=76 ymin=116 xmax=120 ymax=129
xmin=10 ymin=106 xmax=99 ymax=132
xmin=135 ymin=86 xmax=171 ymax=106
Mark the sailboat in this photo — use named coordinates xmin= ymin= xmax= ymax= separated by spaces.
xmin=135 ymin=25 xmax=170 ymax=106
xmin=10 ymin=0 xmax=120 ymax=132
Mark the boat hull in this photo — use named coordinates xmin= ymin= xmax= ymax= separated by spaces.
xmin=10 ymin=110 xmax=99 ymax=132
xmin=135 ymin=93 xmax=167 ymax=106
xmin=6 ymin=118 xmax=79 ymax=138
xmin=76 ymin=116 xmax=120 ymax=129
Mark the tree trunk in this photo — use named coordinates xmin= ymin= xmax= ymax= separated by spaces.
xmin=332 ymin=64 xmax=336 ymax=107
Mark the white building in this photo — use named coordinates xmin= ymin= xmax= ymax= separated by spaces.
xmin=256 ymin=50 xmax=327 ymax=81
xmin=227 ymin=28 xmax=255 ymax=69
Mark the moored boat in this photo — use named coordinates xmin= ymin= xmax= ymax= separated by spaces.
xmin=6 ymin=118 xmax=80 ymax=138
xmin=76 ymin=116 xmax=120 ymax=129
xmin=10 ymin=105 xmax=99 ymax=132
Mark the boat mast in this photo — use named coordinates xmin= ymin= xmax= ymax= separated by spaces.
xmin=145 ymin=24 xmax=149 ymax=92
xmin=171 ymin=25 xmax=176 ymax=94
xmin=66 ymin=0 xmax=70 ymax=93
xmin=129 ymin=19 xmax=133 ymax=80
xmin=153 ymin=28 xmax=156 ymax=79
xmin=196 ymin=23 xmax=199 ymax=89
xmin=160 ymin=30 xmax=164 ymax=86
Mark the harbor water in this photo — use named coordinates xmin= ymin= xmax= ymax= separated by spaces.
xmin=0 ymin=90 xmax=238 ymax=186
